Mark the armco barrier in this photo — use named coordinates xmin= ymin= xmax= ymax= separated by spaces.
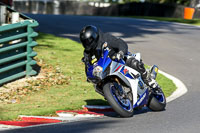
xmin=0 ymin=4 xmax=38 ymax=85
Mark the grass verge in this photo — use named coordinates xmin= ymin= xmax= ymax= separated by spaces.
xmin=128 ymin=16 xmax=200 ymax=26
xmin=0 ymin=33 xmax=176 ymax=120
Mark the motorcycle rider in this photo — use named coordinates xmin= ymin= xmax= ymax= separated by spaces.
xmin=80 ymin=25 xmax=160 ymax=90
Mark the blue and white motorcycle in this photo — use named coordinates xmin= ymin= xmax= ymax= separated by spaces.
xmin=85 ymin=45 xmax=166 ymax=117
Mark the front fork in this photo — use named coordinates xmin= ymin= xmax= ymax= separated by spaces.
xmin=113 ymin=78 xmax=132 ymax=102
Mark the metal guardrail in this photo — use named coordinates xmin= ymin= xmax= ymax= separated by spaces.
xmin=0 ymin=4 xmax=38 ymax=85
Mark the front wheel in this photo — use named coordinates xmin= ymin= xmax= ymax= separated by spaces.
xmin=103 ymin=82 xmax=134 ymax=117
xmin=147 ymin=88 xmax=166 ymax=111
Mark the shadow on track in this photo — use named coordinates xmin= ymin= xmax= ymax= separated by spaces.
xmin=26 ymin=14 xmax=195 ymax=44
xmin=85 ymin=99 xmax=153 ymax=118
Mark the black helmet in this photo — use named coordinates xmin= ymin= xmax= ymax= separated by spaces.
xmin=80 ymin=25 xmax=99 ymax=51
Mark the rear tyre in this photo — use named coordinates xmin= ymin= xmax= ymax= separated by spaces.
xmin=148 ymin=88 xmax=166 ymax=111
xmin=103 ymin=82 xmax=134 ymax=117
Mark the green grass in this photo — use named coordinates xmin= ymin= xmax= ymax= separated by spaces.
xmin=0 ymin=33 xmax=176 ymax=120
xmin=127 ymin=16 xmax=200 ymax=26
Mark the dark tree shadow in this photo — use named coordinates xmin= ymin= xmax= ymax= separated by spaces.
xmin=26 ymin=14 xmax=200 ymax=47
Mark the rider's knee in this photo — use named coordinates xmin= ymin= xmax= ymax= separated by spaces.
xmin=126 ymin=57 xmax=145 ymax=74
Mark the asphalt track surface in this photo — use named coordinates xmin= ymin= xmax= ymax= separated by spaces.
xmin=2 ymin=14 xmax=200 ymax=133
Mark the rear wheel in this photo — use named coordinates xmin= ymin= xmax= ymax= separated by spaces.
xmin=103 ymin=82 xmax=134 ymax=117
xmin=147 ymin=88 xmax=166 ymax=111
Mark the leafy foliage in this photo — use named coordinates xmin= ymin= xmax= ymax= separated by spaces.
xmin=0 ymin=58 xmax=69 ymax=104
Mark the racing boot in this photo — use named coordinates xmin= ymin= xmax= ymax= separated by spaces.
xmin=126 ymin=57 xmax=161 ymax=90
xmin=146 ymin=78 xmax=161 ymax=91
xmin=142 ymin=65 xmax=161 ymax=91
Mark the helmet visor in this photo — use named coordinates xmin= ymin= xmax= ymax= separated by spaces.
xmin=82 ymin=37 xmax=95 ymax=50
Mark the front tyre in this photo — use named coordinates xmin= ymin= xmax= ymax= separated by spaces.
xmin=103 ymin=82 xmax=134 ymax=117
xmin=148 ymin=88 xmax=166 ymax=111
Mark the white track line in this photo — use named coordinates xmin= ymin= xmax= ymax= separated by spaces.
xmin=159 ymin=70 xmax=188 ymax=103
xmin=82 ymin=105 xmax=112 ymax=109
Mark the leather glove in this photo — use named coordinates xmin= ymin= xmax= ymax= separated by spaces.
xmin=116 ymin=51 xmax=124 ymax=61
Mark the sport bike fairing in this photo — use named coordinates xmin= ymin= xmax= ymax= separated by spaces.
xmin=86 ymin=49 xmax=112 ymax=79
xmin=86 ymin=49 xmax=149 ymax=108
xmin=110 ymin=62 xmax=149 ymax=107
